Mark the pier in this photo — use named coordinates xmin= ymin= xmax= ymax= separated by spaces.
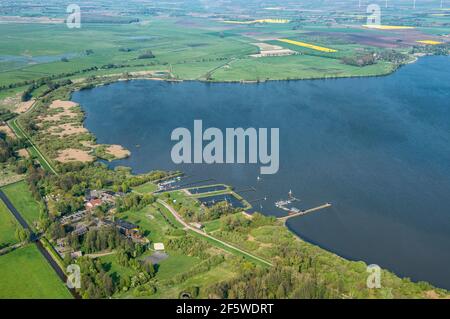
xmin=277 ymin=203 xmax=332 ymax=222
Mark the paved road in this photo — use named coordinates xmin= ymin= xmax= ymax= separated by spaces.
xmin=0 ymin=190 xmax=79 ymax=298
xmin=157 ymin=199 xmax=273 ymax=267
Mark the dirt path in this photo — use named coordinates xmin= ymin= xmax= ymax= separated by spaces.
xmin=86 ymin=251 xmax=116 ymax=258
xmin=157 ymin=199 xmax=272 ymax=267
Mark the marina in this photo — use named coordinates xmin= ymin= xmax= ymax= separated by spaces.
xmin=275 ymin=190 xmax=331 ymax=220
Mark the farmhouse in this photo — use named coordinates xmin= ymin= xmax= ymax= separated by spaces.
xmin=115 ymin=219 xmax=141 ymax=239
xmin=85 ymin=198 xmax=103 ymax=210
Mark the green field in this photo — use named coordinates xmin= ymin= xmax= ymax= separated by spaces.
xmin=0 ymin=16 xmax=417 ymax=90
xmin=1 ymin=180 xmax=41 ymax=229
xmin=212 ymin=55 xmax=395 ymax=81
xmin=0 ymin=199 xmax=19 ymax=247
xmin=133 ymin=181 xmax=158 ymax=194
xmin=203 ymin=219 xmax=222 ymax=233
xmin=0 ymin=245 xmax=72 ymax=299
xmin=152 ymin=261 xmax=237 ymax=299
xmin=154 ymin=253 xmax=201 ymax=281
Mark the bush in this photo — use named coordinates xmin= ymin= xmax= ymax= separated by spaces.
xmin=138 ymin=50 xmax=155 ymax=59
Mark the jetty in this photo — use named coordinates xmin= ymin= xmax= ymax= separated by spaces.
xmin=277 ymin=203 xmax=332 ymax=222
xmin=275 ymin=190 xmax=332 ymax=221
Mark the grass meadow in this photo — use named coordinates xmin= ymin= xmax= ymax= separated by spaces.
xmin=0 ymin=199 xmax=18 ymax=247
xmin=0 ymin=245 xmax=72 ymax=299
xmin=0 ymin=17 xmax=402 ymax=91
xmin=1 ymin=181 xmax=42 ymax=229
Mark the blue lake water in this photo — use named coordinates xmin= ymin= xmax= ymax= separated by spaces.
xmin=73 ymin=56 xmax=450 ymax=289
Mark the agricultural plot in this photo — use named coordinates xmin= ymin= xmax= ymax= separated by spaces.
xmin=0 ymin=199 xmax=18 ymax=247
xmin=362 ymin=25 xmax=416 ymax=30
xmin=0 ymin=245 xmax=72 ymax=299
xmin=211 ymin=55 xmax=395 ymax=81
xmin=1 ymin=14 xmax=433 ymax=90
xmin=1 ymin=181 xmax=41 ymax=229
xmin=277 ymin=39 xmax=338 ymax=53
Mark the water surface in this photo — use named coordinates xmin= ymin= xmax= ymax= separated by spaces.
xmin=74 ymin=56 xmax=450 ymax=289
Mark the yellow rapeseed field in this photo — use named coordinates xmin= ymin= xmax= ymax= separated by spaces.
xmin=362 ymin=25 xmax=415 ymax=30
xmin=277 ymin=39 xmax=337 ymax=53
xmin=416 ymin=40 xmax=443 ymax=45
xmin=223 ymin=19 xmax=290 ymax=24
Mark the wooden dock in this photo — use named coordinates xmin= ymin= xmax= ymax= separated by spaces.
xmin=277 ymin=203 xmax=332 ymax=222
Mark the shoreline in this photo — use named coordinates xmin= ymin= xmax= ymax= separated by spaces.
xmin=0 ymin=52 xmax=415 ymax=95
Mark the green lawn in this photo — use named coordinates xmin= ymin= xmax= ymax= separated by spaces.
xmin=0 ymin=245 xmax=72 ymax=299
xmin=133 ymin=182 xmax=158 ymax=194
xmin=1 ymin=180 xmax=41 ymax=229
xmin=0 ymin=17 xmax=401 ymax=89
xmin=203 ymin=219 xmax=222 ymax=233
xmin=0 ymin=200 xmax=19 ymax=247
xmin=152 ymin=262 xmax=237 ymax=298
xmin=154 ymin=253 xmax=200 ymax=281
xmin=167 ymin=191 xmax=202 ymax=214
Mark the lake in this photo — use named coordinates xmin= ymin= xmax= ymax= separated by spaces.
xmin=73 ymin=56 xmax=450 ymax=289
